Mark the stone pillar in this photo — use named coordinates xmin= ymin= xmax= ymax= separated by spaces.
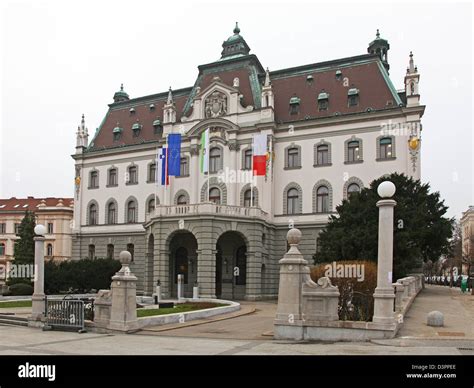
xmin=373 ymin=181 xmax=397 ymax=325
xmin=190 ymin=143 xmax=200 ymax=204
xmin=30 ymin=225 xmax=46 ymax=324
xmin=108 ymin=251 xmax=139 ymax=332
xmin=245 ymin=250 xmax=262 ymax=301
xmin=197 ymin=248 xmax=216 ymax=298
xmin=274 ymin=228 xmax=307 ymax=340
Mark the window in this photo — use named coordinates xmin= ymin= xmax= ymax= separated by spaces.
xmin=0 ymin=243 xmax=5 ymax=256
xmin=347 ymin=183 xmax=360 ymax=198
xmin=209 ymin=147 xmax=221 ymax=173
xmin=107 ymin=244 xmax=114 ymax=260
xmin=127 ymin=243 xmax=135 ymax=262
xmin=88 ymin=244 xmax=95 ymax=259
xmin=108 ymin=168 xmax=118 ymax=186
xmin=89 ymin=171 xmax=99 ymax=188
xmin=14 ymin=223 xmax=20 ymax=235
xmin=127 ymin=166 xmax=138 ymax=184
xmin=243 ymin=189 xmax=256 ymax=207
xmin=132 ymin=123 xmax=141 ymax=137
xmin=348 ymin=88 xmax=360 ymax=107
xmin=287 ymin=188 xmax=299 ymax=215
xmin=113 ymin=132 xmax=121 ymax=141
xmin=287 ymin=147 xmax=300 ymax=168
xmin=347 ymin=140 xmax=361 ymax=163
xmin=47 ymin=223 xmax=53 ymax=234
xmin=0 ymin=223 xmax=6 ymax=234
xmin=127 ymin=200 xmax=137 ymax=223
xmin=243 ymin=149 xmax=252 ymax=170
xmin=318 ymin=91 xmax=329 ymax=111
xmin=317 ymin=144 xmax=329 ymax=165
xmin=107 ymin=202 xmax=117 ymax=224
xmin=209 ymin=188 xmax=221 ymax=204
xmin=316 ymin=186 xmax=329 ymax=213
xmin=180 ymin=158 xmax=189 ymax=176
xmin=289 ymin=96 xmax=300 ymax=115
xmin=379 ymin=137 xmax=393 ymax=159
xmin=148 ymin=163 xmax=156 ymax=182
xmin=147 ymin=198 xmax=155 ymax=214
xmin=177 ymin=195 xmax=188 ymax=205
xmin=46 ymin=244 xmax=53 ymax=257
xmin=89 ymin=203 xmax=98 ymax=225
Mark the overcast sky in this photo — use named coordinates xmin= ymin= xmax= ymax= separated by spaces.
xmin=0 ymin=0 xmax=472 ymax=219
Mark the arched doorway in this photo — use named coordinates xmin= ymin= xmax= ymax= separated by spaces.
xmin=168 ymin=231 xmax=198 ymax=298
xmin=145 ymin=234 xmax=154 ymax=295
xmin=215 ymin=232 xmax=247 ymax=300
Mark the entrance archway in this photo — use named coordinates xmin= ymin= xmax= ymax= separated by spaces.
xmin=168 ymin=231 xmax=198 ymax=298
xmin=215 ymin=232 xmax=247 ymax=300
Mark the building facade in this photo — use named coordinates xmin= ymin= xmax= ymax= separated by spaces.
xmin=460 ymin=206 xmax=474 ymax=275
xmin=0 ymin=197 xmax=74 ymax=284
xmin=72 ymin=25 xmax=424 ymax=300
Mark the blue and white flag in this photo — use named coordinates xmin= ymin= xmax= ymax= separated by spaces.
xmin=158 ymin=146 xmax=169 ymax=186
xmin=167 ymin=134 xmax=181 ymax=177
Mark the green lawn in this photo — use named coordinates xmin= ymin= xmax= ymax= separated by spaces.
xmin=137 ymin=302 xmax=226 ymax=318
xmin=0 ymin=300 xmax=32 ymax=309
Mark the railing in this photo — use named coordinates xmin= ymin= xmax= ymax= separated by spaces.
xmin=44 ymin=297 xmax=86 ymax=332
xmin=146 ymin=203 xmax=269 ymax=221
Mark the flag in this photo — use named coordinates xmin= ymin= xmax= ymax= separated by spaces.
xmin=200 ymin=128 xmax=210 ymax=174
xmin=252 ymin=133 xmax=267 ymax=176
xmin=155 ymin=147 xmax=160 ymax=185
xmin=167 ymin=134 xmax=181 ymax=176
xmin=158 ymin=146 xmax=169 ymax=186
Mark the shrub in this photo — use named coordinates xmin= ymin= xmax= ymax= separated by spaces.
xmin=45 ymin=258 xmax=121 ymax=294
xmin=310 ymin=260 xmax=377 ymax=321
xmin=8 ymin=282 xmax=34 ymax=296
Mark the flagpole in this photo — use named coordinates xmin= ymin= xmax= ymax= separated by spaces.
xmin=250 ymin=136 xmax=254 ymax=207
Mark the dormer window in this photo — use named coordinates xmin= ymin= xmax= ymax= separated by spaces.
xmin=289 ymin=96 xmax=300 ymax=115
xmin=129 ymin=107 xmax=136 ymax=114
xmin=348 ymin=88 xmax=360 ymax=107
xmin=153 ymin=119 xmax=163 ymax=136
xmin=113 ymin=125 xmax=123 ymax=141
xmin=335 ymin=70 xmax=342 ymax=80
xmin=306 ymin=75 xmax=314 ymax=85
xmin=318 ymin=91 xmax=329 ymax=111
xmin=149 ymin=103 xmax=155 ymax=111
xmin=132 ymin=122 xmax=142 ymax=137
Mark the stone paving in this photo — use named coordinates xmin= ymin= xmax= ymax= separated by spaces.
xmin=0 ymin=284 xmax=472 ymax=355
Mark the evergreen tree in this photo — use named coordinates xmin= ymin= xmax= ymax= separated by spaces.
xmin=314 ymin=173 xmax=453 ymax=279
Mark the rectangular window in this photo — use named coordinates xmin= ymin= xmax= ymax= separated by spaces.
xmin=180 ymin=158 xmax=189 ymax=176
xmin=0 ymin=243 xmax=5 ymax=256
xmin=108 ymin=169 xmax=117 ymax=186
xmin=149 ymin=163 xmax=156 ymax=182
xmin=90 ymin=171 xmax=99 ymax=188
xmin=0 ymin=223 xmax=5 ymax=234
xmin=47 ymin=223 xmax=53 ymax=234
xmin=379 ymin=138 xmax=393 ymax=159
xmin=244 ymin=150 xmax=252 ymax=170
xmin=317 ymin=145 xmax=329 ymax=165
xmin=128 ymin=166 xmax=138 ymax=184
xmin=287 ymin=148 xmax=299 ymax=168
xmin=347 ymin=141 xmax=360 ymax=163
xmin=14 ymin=223 xmax=20 ymax=235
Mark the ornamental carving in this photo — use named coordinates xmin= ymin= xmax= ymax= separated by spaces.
xmin=205 ymin=91 xmax=227 ymax=118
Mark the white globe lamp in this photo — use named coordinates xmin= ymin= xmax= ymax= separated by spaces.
xmin=377 ymin=181 xmax=396 ymax=198
xmin=34 ymin=224 xmax=47 ymax=236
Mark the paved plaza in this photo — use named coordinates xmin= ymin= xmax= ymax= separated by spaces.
xmin=0 ymin=285 xmax=472 ymax=355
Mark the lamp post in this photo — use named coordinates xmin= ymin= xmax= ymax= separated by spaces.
xmin=30 ymin=224 xmax=46 ymax=322
xmin=372 ymin=181 xmax=397 ymax=324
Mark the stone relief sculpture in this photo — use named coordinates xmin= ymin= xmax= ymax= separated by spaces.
xmin=205 ymin=91 xmax=228 ymax=118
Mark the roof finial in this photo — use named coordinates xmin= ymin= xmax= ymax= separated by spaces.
xmin=376 ymin=29 xmax=380 ymax=39
xmin=264 ymin=67 xmax=271 ymax=87
xmin=167 ymin=86 xmax=173 ymax=104
xmin=233 ymin=22 xmax=240 ymax=35
xmin=120 ymin=83 xmax=124 ymax=91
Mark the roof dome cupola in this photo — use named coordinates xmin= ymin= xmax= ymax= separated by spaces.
xmin=367 ymin=29 xmax=390 ymax=72
xmin=113 ymin=83 xmax=130 ymax=103
xmin=220 ymin=22 xmax=251 ymax=60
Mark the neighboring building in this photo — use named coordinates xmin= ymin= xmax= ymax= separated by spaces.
xmin=0 ymin=197 xmax=74 ymax=273
xmin=71 ymin=25 xmax=424 ymax=300
xmin=460 ymin=206 xmax=474 ymax=275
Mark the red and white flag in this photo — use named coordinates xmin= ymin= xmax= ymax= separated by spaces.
xmin=252 ymin=133 xmax=267 ymax=176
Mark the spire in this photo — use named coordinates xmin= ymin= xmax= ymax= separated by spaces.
xmin=81 ymin=113 xmax=85 ymax=131
xmin=167 ymin=86 xmax=174 ymax=104
xmin=76 ymin=114 xmax=89 ymax=152
xmin=408 ymin=51 xmax=416 ymax=73
xmin=367 ymin=28 xmax=390 ymax=72
xmin=376 ymin=29 xmax=380 ymax=39
xmin=233 ymin=22 xmax=240 ymax=35
xmin=264 ymin=67 xmax=271 ymax=87
xmin=405 ymin=51 xmax=420 ymax=106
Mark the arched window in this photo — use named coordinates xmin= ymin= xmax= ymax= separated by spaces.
xmin=180 ymin=157 xmax=189 ymax=176
xmin=287 ymin=147 xmax=300 ymax=168
xmin=0 ymin=243 xmax=5 ymax=256
xmin=107 ymin=244 xmax=114 ymax=259
xmin=108 ymin=168 xmax=117 ymax=186
xmin=148 ymin=163 xmax=157 ymax=182
xmin=347 ymin=183 xmax=361 ymax=197
xmin=316 ymin=186 xmax=329 ymax=213
xmin=243 ymin=189 xmax=256 ymax=207
xmin=46 ymin=244 xmax=53 ymax=257
xmin=287 ymin=188 xmax=299 ymax=215
xmin=347 ymin=140 xmax=361 ymax=163
xmin=127 ymin=165 xmax=138 ymax=184
xmin=89 ymin=203 xmax=98 ymax=225
xmin=88 ymin=244 xmax=95 ymax=259
xmin=243 ymin=149 xmax=252 ymax=170
xmin=127 ymin=243 xmax=134 ymax=262
xmin=379 ymin=137 xmax=393 ymax=159
xmin=177 ymin=195 xmax=188 ymax=205
xmin=89 ymin=170 xmax=99 ymax=189
xmin=209 ymin=147 xmax=222 ymax=173
xmin=147 ymin=198 xmax=155 ymax=214
xmin=126 ymin=200 xmax=137 ymax=223
xmin=317 ymin=144 xmax=329 ymax=165
xmin=209 ymin=188 xmax=221 ymax=204
xmin=107 ymin=202 xmax=117 ymax=224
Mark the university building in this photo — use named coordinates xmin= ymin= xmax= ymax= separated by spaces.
xmin=0 ymin=197 xmax=74 ymax=284
xmin=72 ymin=25 xmax=424 ymax=300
